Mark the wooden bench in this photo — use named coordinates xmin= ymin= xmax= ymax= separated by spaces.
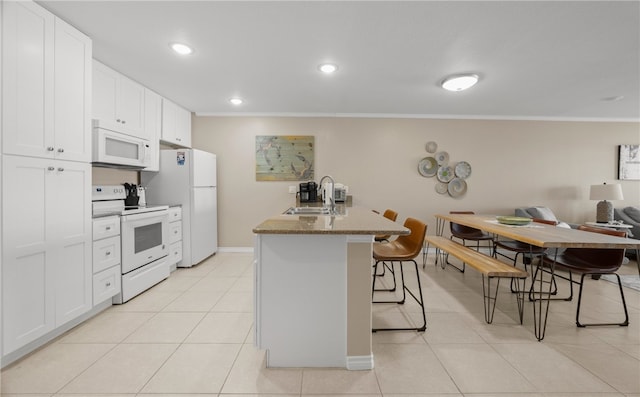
xmin=425 ymin=235 xmax=529 ymax=324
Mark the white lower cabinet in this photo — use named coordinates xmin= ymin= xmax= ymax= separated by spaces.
xmin=168 ymin=207 xmax=183 ymax=267
xmin=2 ymin=155 xmax=92 ymax=355
xmin=93 ymin=265 xmax=121 ymax=304
xmin=92 ymin=216 xmax=122 ymax=306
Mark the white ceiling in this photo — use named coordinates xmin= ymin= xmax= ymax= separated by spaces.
xmin=38 ymin=1 xmax=640 ymax=121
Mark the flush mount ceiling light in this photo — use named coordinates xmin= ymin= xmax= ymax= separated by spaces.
xmin=170 ymin=42 xmax=193 ymax=55
xmin=441 ymin=74 xmax=479 ymax=92
xmin=229 ymin=97 xmax=243 ymax=106
xmin=318 ymin=63 xmax=338 ymax=74
xmin=602 ymin=95 xmax=625 ymax=102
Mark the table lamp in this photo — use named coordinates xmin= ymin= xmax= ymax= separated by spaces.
xmin=590 ymin=183 xmax=624 ymax=223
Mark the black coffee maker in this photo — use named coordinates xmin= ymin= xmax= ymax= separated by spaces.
xmin=299 ymin=181 xmax=317 ymax=202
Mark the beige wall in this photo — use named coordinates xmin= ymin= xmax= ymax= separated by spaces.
xmin=191 ymin=116 xmax=639 ymax=248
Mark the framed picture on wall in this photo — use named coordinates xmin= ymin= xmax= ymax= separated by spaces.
xmin=256 ymin=135 xmax=314 ymax=181
xmin=618 ymin=144 xmax=640 ymax=180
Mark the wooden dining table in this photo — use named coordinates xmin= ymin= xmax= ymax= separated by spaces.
xmin=433 ymin=213 xmax=640 ymax=341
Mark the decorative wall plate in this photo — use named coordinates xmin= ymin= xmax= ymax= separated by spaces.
xmin=435 ymin=151 xmax=449 ymax=165
xmin=454 ymin=161 xmax=472 ymax=179
xmin=435 ymin=182 xmax=448 ymax=194
xmin=418 ymin=157 xmax=438 ymax=177
xmin=437 ymin=165 xmax=454 ymax=183
xmin=426 ymin=141 xmax=438 ymax=153
xmin=448 ymin=178 xmax=467 ymax=197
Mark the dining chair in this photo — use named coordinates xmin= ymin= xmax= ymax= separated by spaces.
xmin=447 ymin=211 xmax=494 ymax=272
xmin=536 ymin=225 xmax=629 ymax=327
xmin=493 ymin=218 xmax=559 ymax=292
xmin=372 ymin=217 xmax=427 ymax=332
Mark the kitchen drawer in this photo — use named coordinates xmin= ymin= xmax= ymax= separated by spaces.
xmin=168 ymin=206 xmax=182 ymax=222
xmin=169 ymin=240 xmax=182 ymax=265
xmin=93 ymin=265 xmax=121 ymax=305
xmin=169 ymin=221 xmax=182 ymax=244
xmin=92 ymin=235 xmax=121 ymax=273
xmin=93 ymin=216 xmax=120 ymax=240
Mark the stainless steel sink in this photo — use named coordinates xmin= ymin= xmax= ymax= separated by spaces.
xmin=283 ymin=207 xmax=333 ymax=215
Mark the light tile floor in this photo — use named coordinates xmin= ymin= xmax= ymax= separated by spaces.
xmin=2 ymin=251 xmax=639 ymax=396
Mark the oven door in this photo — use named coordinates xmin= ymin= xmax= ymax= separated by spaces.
xmin=121 ymin=210 xmax=168 ymax=273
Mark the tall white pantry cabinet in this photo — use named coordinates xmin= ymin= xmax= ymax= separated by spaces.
xmin=1 ymin=0 xmax=93 ymax=360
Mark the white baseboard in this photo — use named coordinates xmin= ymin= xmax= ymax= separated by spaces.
xmin=346 ymin=354 xmax=374 ymax=370
xmin=218 ymin=247 xmax=254 ymax=253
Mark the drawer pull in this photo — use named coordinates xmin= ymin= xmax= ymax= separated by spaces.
xmin=106 ymin=282 xmax=111 ymax=287
xmin=105 ymin=251 xmax=111 ymax=256
xmin=106 ymin=226 xmax=111 ymax=230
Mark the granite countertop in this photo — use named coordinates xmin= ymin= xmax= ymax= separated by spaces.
xmin=253 ymin=206 xmax=410 ymax=235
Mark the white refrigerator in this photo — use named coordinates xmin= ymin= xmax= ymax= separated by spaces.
xmin=142 ymin=149 xmax=218 ymax=267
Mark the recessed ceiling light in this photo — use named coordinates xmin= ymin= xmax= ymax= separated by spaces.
xmin=170 ymin=43 xmax=193 ymax=55
xmin=229 ymin=97 xmax=243 ymax=106
xmin=441 ymin=74 xmax=479 ymax=92
xmin=318 ymin=63 xmax=338 ymax=74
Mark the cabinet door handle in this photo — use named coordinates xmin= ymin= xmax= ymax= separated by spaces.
xmin=57 ymin=148 xmax=64 ymax=153
xmin=57 ymin=167 xmax=64 ymax=172
xmin=47 ymin=166 xmax=55 ymax=171
xmin=106 ymin=226 xmax=111 ymax=230
xmin=176 ymin=137 xmax=181 ymax=141
xmin=105 ymin=251 xmax=111 ymax=256
xmin=47 ymin=146 xmax=55 ymax=151
xmin=106 ymin=282 xmax=111 ymax=287
xmin=116 ymin=119 xmax=121 ymax=123
xmin=121 ymin=120 xmax=126 ymax=124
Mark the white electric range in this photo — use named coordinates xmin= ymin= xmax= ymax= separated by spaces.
xmin=92 ymin=185 xmax=170 ymax=303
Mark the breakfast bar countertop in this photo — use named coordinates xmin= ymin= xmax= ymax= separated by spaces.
xmin=253 ymin=206 xmax=410 ymax=235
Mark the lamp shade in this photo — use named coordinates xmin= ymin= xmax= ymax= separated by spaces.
xmin=590 ymin=183 xmax=624 ymax=201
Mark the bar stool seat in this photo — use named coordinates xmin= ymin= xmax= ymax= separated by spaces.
xmin=372 ymin=217 xmax=427 ymax=332
xmin=373 ymin=209 xmax=399 ymax=292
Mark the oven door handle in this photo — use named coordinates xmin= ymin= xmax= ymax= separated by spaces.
xmin=121 ymin=211 xmax=168 ymax=222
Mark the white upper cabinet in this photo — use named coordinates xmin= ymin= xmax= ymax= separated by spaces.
xmin=53 ymin=18 xmax=92 ymax=162
xmin=92 ymin=60 xmax=146 ymax=138
xmin=2 ymin=1 xmax=92 ymax=162
xmin=161 ymin=98 xmax=192 ymax=148
xmin=144 ymin=89 xmax=162 ymax=171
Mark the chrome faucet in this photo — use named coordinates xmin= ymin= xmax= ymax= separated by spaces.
xmin=319 ymin=175 xmax=335 ymax=213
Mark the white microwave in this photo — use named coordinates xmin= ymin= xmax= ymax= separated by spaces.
xmin=93 ymin=126 xmax=151 ymax=168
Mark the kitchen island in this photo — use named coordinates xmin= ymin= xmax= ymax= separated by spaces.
xmin=253 ymin=206 xmax=409 ymax=370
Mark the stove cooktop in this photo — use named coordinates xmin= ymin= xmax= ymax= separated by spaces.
xmin=92 ymin=201 xmax=169 ymax=218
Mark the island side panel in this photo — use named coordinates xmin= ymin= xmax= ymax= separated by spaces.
xmin=346 ymin=236 xmax=374 ymax=370
xmin=256 ymin=234 xmax=347 ymax=367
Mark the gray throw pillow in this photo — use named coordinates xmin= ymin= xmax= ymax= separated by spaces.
xmin=527 ymin=206 xmax=558 ymax=222
xmin=624 ymin=206 xmax=640 ymax=222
